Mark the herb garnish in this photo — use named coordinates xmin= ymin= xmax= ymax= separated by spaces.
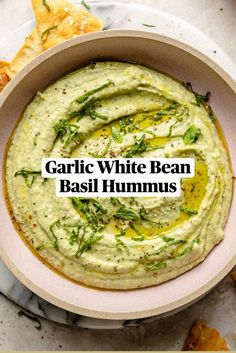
xmin=145 ymin=261 xmax=166 ymax=272
xmin=89 ymin=137 xmax=112 ymax=158
xmin=139 ymin=207 xmax=148 ymax=220
xmin=183 ymin=125 xmax=201 ymax=145
xmin=67 ymin=81 xmax=114 ymax=119
xmin=110 ymin=197 xmax=122 ymax=206
xmin=142 ymin=24 xmax=156 ymax=27
xmin=15 ymin=168 xmax=41 ymax=187
xmin=111 ymin=126 xmax=123 ymax=143
xmin=49 ymin=220 xmax=60 ymax=250
xmin=72 ymin=198 xmax=106 ymax=231
xmin=162 ymin=235 xmax=175 ymax=242
xmin=68 ymin=227 xmax=81 ymax=246
xmin=177 ymin=237 xmax=200 ymax=257
xmin=114 ymin=206 xmax=141 ymax=221
xmin=205 ymin=105 xmax=216 ymax=123
xmin=76 ymin=81 xmax=114 ymax=104
xmin=194 ymin=91 xmax=211 ymax=106
xmin=81 ymin=0 xmax=91 ymax=10
xmin=184 ymin=82 xmax=211 ymax=106
xmin=76 ymin=232 xmax=103 ymax=258
xmin=184 ymin=82 xmax=215 ymax=122
xmin=87 ymin=109 xmax=107 ymax=120
xmin=124 ymin=134 xmax=163 ymax=158
xmin=180 ymin=206 xmax=198 ymax=215
xmin=86 ymin=108 xmax=108 ymax=120
xmin=119 ymin=116 xmax=133 ymax=133
xmin=147 ymin=240 xmax=185 ymax=257
xmin=167 ymin=104 xmax=189 ymax=137
xmin=132 ymin=235 xmax=145 ymax=242
xmin=41 ymin=25 xmax=57 ymax=42
xmin=49 ymin=221 xmax=86 ymax=247
xmin=42 ymin=0 xmax=50 ymax=12
xmin=53 ymin=118 xmax=85 ymax=148
xmin=116 ymin=237 xmax=129 ymax=254
xmin=155 ymin=102 xmax=179 ymax=118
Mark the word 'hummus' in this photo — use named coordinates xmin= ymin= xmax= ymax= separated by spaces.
xmin=6 ymin=62 xmax=232 ymax=290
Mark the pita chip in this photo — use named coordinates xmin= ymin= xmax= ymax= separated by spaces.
xmin=6 ymin=28 xmax=43 ymax=79
xmin=32 ymin=0 xmax=103 ymax=50
xmin=183 ymin=320 xmax=229 ymax=351
xmin=0 ymin=61 xmax=10 ymax=92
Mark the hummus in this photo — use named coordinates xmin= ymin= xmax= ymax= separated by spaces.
xmin=6 ymin=62 xmax=232 ymax=289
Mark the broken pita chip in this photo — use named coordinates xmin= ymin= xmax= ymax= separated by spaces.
xmin=0 ymin=61 xmax=10 ymax=92
xmin=0 ymin=61 xmax=9 ymax=70
xmin=183 ymin=320 xmax=229 ymax=351
xmin=6 ymin=28 xmax=43 ymax=79
xmin=32 ymin=0 xmax=103 ymax=50
xmin=230 ymin=270 xmax=236 ymax=282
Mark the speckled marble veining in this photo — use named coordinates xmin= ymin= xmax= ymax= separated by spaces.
xmin=0 ymin=0 xmax=236 ymax=350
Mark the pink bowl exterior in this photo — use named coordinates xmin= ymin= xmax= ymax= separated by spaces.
xmin=0 ymin=30 xmax=236 ymax=320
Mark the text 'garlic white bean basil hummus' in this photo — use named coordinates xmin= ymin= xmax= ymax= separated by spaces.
xmin=6 ymin=61 xmax=233 ymax=289
xmin=41 ymin=157 xmax=195 ymax=197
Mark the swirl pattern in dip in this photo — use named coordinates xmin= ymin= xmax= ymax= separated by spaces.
xmin=6 ymin=62 xmax=232 ymax=289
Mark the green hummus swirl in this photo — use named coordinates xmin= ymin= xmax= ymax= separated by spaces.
xmin=6 ymin=62 xmax=232 ymax=289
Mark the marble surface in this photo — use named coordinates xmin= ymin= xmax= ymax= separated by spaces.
xmin=0 ymin=0 xmax=236 ymax=350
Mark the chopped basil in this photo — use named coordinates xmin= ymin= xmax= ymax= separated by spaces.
xmin=206 ymin=105 xmax=216 ymax=123
xmin=89 ymin=137 xmax=112 ymax=158
xmin=142 ymin=24 xmax=156 ymax=27
xmin=110 ymin=197 xmax=122 ymax=206
xmin=183 ymin=125 xmax=201 ymax=145
xmin=72 ymin=198 xmax=106 ymax=231
xmin=86 ymin=108 xmax=108 ymax=120
xmin=166 ymin=104 xmax=189 ymax=137
xmin=54 ymin=119 xmax=76 ymax=134
xmin=155 ymin=102 xmax=179 ymax=118
xmin=42 ymin=0 xmax=50 ymax=12
xmin=53 ymin=118 xmax=85 ymax=148
xmin=184 ymin=82 xmax=211 ymax=106
xmin=119 ymin=116 xmax=133 ymax=133
xmin=114 ymin=206 xmax=141 ymax=221
xmin=180 ymin=206 xmax=198 ymax=214
xmin=70 ymin=97 xmax=95 ymax=119
xmin=184 ymin=82 xmax=215 ymax=122
xmin=124 ymin=135 xmax=147 ymax=157
xmin=111 ymin=126 xmax=123 ymax=143
xmin=132 ymin=235 xmax=145 ymax=242
xmin=49 ymin=220 xmax=60 ymax=250
xmin=145 ymin=261 xmax=167 ymax=272
xmin=194 ymin=91 xmax=211 ymax=106
xmin=68 ymin=228 xmax=81 ymax=246
xmin=162 ymin=235 xmax=175 ymax=242
xmin=66 ymin=81 xmax=114 ymax=119
xmin=41 ymin=25 xmax=57 ymax=42
xmin=76 ymin=81 xmax=114 ymax=104
xmin=116 ymin=237 xmax=129 ymax=254
xmin=116 ymin=228 xmax=126 ymax=237
xmin=124 ymin=134 xmax=163 ymax=158
xmin=76 ymin=232 xmax=103 ymax=258
xmin=177 ymin=237 xmax=200 ymax=257
xmin=14 ymin=168 xmax=41 ymax=188
xmin=184 ymin=82 xmax=211 ymax=107
xmin=129 ymin=222 xmax=141 ymax=235
xmin=147 ymin=239 xmax=185 ymax=257
xmin=92 ymin=200 xmax=107 ymax=213
xmin=81 ymin=0 xmax=91 ymax=10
